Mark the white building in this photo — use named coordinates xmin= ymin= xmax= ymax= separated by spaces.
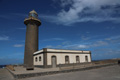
xmin=33 ymin=48 xmax=91 ymax=68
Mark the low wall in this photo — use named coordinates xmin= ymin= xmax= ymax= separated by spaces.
xmin=7 ymin=59 xmax=120 ymax=79
xmin=59 ymin=59 xmax=119 ymax=70
xmin=6 ymin=65 xmax=15 ymax=71
xmin=35 ymin=59 xmax=119 ymax=68
xmin=12 ymin=63 xmax=118 ymax=79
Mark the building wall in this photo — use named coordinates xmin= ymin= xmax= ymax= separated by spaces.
xmin=34 ymin=53 xmax=44 ymax=65
xmin=47 ymin=53 xmax=91 ymax=65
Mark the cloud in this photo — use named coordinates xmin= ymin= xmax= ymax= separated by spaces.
xmin=58 ymin=0 xmax=120 ymax=24
xmin=13 ymin=44 xmax=24 ymax=47
xmin=77 ymin=45 xmax=88 ymax=48
xmin=17 ymin=28 xmax=26 ymax=30
xmin=0 ymin=36 xmax=9 ymax=40
xmin=105 ymin=26 xmax=116 ymax=29
xmin=91 ymin=41 xmax=108 ymax=47
xmin=93 ymin=48 xmax=120 ymax=60
xmin=63 ymin=40 xmax=108 ymax=49
xmin=42 ymin=38 xmax=64 ymax=41
xmin=45 ymin=44 xmax=89 ymax=49
xmin=104 ymin=50 xmax=120 ymax=55
xmin=45 ymin=45 xmax=63 ymax=49
xmin=44 ymin=35 xmax=120 ymax=50
xmin=60 ymin=0 xmax=73 ymax=7
xmin=41 ymin=0 xmax=120 ymax=26
xmin=64 ymin=44 xmax=89 ymax=49
xmin=44 ymin=40 xmax=109 ymax=50
xmin=81 ymin=35 xmax=90 ymax=40
xmin=104 ymin=35 xmax=120 ymax=45
xmin=45 ymin=45 xmax=53 ymax=48
xmin=105 ymin=35 xmax=120 ymax=41
xmin=44 ymin=35 xmax=120 ymax=60
xmin=0 ymin=0 xmax=120 ymax=26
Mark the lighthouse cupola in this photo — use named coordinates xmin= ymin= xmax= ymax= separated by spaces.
xmin=29 ymin=10 xmax=38 ymax=18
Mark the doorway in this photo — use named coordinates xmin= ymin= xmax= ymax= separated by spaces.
xmin=76 ymin=56 xmax=80 ymax=63
xmin=51 ymin=56 xmax=56 ymax=68
xmin=85 ymin=56 xmax=88 ymax=62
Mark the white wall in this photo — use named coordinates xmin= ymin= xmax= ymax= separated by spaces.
xmin=34 ymin=54 xmax=44 ymax=65
xmin=47 ymin=53 xmax=91 ymax=65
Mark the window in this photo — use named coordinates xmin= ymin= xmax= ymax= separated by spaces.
xmin=85 ymin=56 xmax=88 ymax=62
xmin=39 ymin=56 xmax=41 ymax=61
xmin=35 ymin=57 xmax=38 ymax=62
xmin=76 ymin=56 xmax=80 ymax=63
xmin=65 ymin=56 xmax=69 ymax=64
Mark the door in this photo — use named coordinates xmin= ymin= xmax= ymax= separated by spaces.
xmin=76 ymin=56 xmax=80 ymax=63
xmin=52 ymin=56 xmax=56 ymax=68
xmin=85 ymin=56 xmax=88 ymax=62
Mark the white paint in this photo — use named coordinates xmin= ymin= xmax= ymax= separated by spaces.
xmin=34 ymin=53 xmax=44 ymax=65
xmin=33 ymin=48 xmax=91 ymax=66
xmin=47 ymin=53 xmax=91 ymax=65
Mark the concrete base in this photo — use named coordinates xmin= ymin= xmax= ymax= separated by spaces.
xmin=7 ymin=63 xmax=118 ymax=79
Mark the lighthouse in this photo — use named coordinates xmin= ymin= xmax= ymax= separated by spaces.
xmin=24 ymin=10 xmax=41 ymax=70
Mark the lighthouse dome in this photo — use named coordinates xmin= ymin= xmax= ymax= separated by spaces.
xmin=29 ymin=10 xmax=38 ymax=18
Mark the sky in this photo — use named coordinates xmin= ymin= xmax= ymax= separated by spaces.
xmin=0 ymin=0 xmax=120 ymax=65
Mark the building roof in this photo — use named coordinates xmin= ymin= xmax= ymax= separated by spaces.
xmin=29 ymin=10 xmax=38 ymax=14
xmin=33 ymin=48 xmax=91 ymax=55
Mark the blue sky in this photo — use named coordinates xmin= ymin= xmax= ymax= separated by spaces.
xmin=0 ymin=0 xmax=120 ymax=65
